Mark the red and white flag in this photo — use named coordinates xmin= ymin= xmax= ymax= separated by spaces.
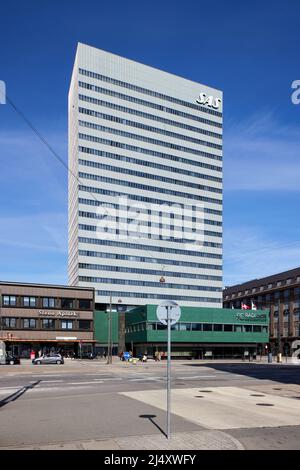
xmin=241 ymin=303 xmax=251 ymax=310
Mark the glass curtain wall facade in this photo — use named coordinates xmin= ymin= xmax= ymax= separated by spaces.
xmin=69 ymin=43 xmax=223 ymax=308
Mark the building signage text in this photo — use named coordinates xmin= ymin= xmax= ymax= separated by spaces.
xmin=196 ymin=92 xmax=221 ymax=110
xmin=38 ymin=310 xmax=78 ymax=318
xmin=235 ymin=312 xmax=267 ymax=322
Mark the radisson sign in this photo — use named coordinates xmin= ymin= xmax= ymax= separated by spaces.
xmin=235 ymin=312 xmax=267 ymax=322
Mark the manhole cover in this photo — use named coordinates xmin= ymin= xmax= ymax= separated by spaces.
xmin=256 ymin=403 xmax=274 ymax=406
xmin=273 ymin=388 xmax=282 ymax=391
xmin=250 ymin=394 xmax=265 ymax=397
xmin=199 ymin=390 xmax=213 ymax=393
xmin=195 ymin=395 xmax=204 ymax=398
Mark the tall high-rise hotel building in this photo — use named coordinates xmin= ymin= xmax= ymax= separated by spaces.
xmin=68 ymin=43 xmax=223 ymax=308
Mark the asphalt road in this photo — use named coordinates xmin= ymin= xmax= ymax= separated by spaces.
xmin=1 ymin=359 xmax=300 ymax=449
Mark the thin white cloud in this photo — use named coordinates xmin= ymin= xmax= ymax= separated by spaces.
xmin=224 ymin=110 xmax=300 ymax=191
xmin=223 ymin=226 xmax=300 ymax=286
xmin=0 ymin=213 xmax=67 ymax=254
xmin=0 ymin=129 xmax=68 ymax=185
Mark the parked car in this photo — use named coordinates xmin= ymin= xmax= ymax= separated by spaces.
xmin=32 ymin=354 xmax=64 ymax=365
xmin=5 ymin=354 xmax=20 ymax=365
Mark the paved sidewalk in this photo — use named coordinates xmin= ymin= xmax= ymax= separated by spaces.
xmin=0 ymin=430 xmax=244 ymax=450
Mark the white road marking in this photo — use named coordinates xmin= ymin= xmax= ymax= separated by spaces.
xmin=0 ymin=386 xmax=22 ymax=390
xmin=93 ymin=378 xmax=122 ymax=381
xmin=38 ymin=380 xmax=64 ymax=383
xmin=177 ymin=375 xmax=217 ymax=379
xmin=0 ymin=387 xmax=19 ymax=395
xmin=130 ymin=377 xmax=162 ymax=382
xmin=27 ymin=385 xmax=101 ymax=392
xmin=68 ymin=381 xmax=104 ymax=385
xmin=30 ymin=375 xmax=62 ymax=378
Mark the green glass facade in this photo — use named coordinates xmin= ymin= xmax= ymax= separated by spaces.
xmin=94 ymin=305 xmax=269 ymax=359
xmin=94 ymin=310 xmax=119 ymax=353
xmin=125 ymin=305 xmax=269 ymax=359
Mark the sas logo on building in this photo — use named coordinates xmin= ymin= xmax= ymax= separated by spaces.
xmin=196 ymin=92 xmax=221 ymax=110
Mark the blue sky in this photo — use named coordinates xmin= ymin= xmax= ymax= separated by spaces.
xmin=0 ymin=0 xmax=299 ymax=287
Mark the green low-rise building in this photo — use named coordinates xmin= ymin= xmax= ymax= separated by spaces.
xmin=94 ymin=305 xmax=269 ymax=359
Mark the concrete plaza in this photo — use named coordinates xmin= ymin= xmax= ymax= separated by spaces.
xmin=0 ymin=358 xmax=300 ymax=450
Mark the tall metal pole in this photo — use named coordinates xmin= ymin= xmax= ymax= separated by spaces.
xmin=107 ymin=295 xmax=112 ymax=364
xmin=167 ymin=305 xmax=171 ymax=440
xmin=277 ymin=298 xmax=281 ymax=355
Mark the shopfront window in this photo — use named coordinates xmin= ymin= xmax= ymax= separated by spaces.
xmin=23 ymin=318 xmax=36 ymax=328
xmin=191 ymin=323 xmax=202 ymax=331
xmin=244 ymin=325 xmax=252 ymax=333
xmin=61 ymin=320 xmax=73 ymax=330
xmin=253 ymin=325 xmax=262 ymax=333
xmin=213 ymin=324 xmax=223 ymax=331
xmin=180 ymin=323 xmax=191 ymax=331
xmin=203 ymin=324 xmax=213 ymax=331
xmin=224 ymin=324 xmax=233 ymax=332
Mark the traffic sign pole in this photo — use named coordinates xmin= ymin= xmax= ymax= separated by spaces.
xmin=156 ymin=301 xmax=181 ymax=441
xmin=167 ymin=306 xmax=171 ymax=440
